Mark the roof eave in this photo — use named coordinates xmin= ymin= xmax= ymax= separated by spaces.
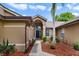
xmin=0 ymin=4 xmax=22 ymax=16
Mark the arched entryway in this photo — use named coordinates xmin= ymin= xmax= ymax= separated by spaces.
xmin=34 ymin=20 xmax=43 ymax=40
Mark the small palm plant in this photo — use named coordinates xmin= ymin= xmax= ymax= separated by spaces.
xmin=0 ymin=39 xmax=15 ymax=55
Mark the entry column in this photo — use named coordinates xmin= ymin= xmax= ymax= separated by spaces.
xmin=43 ymin=23 xmax=46 ymax=37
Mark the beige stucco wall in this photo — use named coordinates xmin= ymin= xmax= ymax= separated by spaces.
xmin=57 ymin=23 xmax=79 ymax=45
xmin=4 ymin=10 xmax=15 ymax=16
xmin=0 ymin=17 xmax=46 ymax=51
xmin=2 ymin=21 xmax=26 ymax=51
xmin=0 ymin=7 xmax=4 ymax=15
xmin=0 ymin=6 xmax=14 ymax=16
xmin=0 ymin=21 xmax=4 ymax=42
xmin=26 ymin=26 xmax=33 ymax=47
xmin=0 ymin=16 xmax=48 ymax=51
xmin=56 ymin=28 xmax=61 ymax=40
xmin=0 ymin=6 xmax=34 ymax=51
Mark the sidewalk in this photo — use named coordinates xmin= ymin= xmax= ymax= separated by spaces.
xmin=29 ymin=40 xmax=55 ymax=56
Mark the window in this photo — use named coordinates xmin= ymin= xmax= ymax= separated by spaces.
xmin=49 ymin=29 xmax=53 ymax=36
xmin=45 ymin=28 xmax=49 ymax=36
xmin=60 ymin=29 xmax=65 ymax=39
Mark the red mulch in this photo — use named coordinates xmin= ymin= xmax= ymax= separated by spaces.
xmin=41 ymin=42 xmax=79 ymax=56
xmin=7 ymin=51 xmax=29 ymax=56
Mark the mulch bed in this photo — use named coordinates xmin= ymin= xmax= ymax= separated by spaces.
xmin=2 ymin=43 xmax=34 ymax=56
xmin=5 ymin=51 xmax=29 ymax=56
xmin=41 ymin=42 xmax=79 ymax=56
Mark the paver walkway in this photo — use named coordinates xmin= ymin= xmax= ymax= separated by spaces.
xmin=29 ymin=40 xmax=55 ymax=56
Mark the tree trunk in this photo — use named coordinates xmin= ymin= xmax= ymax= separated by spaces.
xmin=52 ymin=14 xmax=56 ymax=46
xmin=52 ymin=25 xmax=56 ymax=45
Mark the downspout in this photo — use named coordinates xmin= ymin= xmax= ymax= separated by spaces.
xmin=25 ymin=23 xmax=27 ymax=53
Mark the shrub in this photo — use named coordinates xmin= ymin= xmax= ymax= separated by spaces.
xmin=50 ymin=36 xmax=53 ymax=41
xmin=74 ymin=43 xmax=79 ymax=51
xmin=32 ymin=39 xmax=35 ymax=45
xmin=29 ymin=39 xmax=35 ymax=46
xmin=25 ymin=39 xmax=35 ymax=53
xmin=49 ymin=36 xmax=60 ymax=43
xmin=40 ymin=32 xmax=43 ymax=39
xmin=0 ymin=39 xmax=15 ymax=55
xmin=42 ymin=37 xmax=47 ymax=42
xmin=56 ymin=37 xmax=60 ymax=43
xmin=29 ymin=40 xmax=32 ymax=46
xmin=49 ymin=37 xmax=59 ymax=49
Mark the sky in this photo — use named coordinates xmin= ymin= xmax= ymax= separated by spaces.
xmin=1 ymin=3 xmax=79 ymax=21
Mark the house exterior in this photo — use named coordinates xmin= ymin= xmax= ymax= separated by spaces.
xmin=1 ymin=4 xmax=79 ymax=52
xmin=56 ymin=17 xmax=79 ymax=46
xmin=0 ymin=4 xmax=63 ymax=51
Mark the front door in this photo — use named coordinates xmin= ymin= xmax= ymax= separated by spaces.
xmin=36 ymin=30 xmax=40 ymax=38
xmin=35 ymin=25 xmax=41 ymax=39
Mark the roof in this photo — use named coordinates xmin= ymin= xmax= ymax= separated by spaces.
xmin=33 ymin=15 xmax=47 ymax=22
xmin=46 ymin=21 xmax=64 ymax=28
xmin=0 ymin=15 xmax=32 ymax=22
xmin=0 ymin=4 xmax=22 ymax=16
xmin=56 ymin=17 xmax=79 ymax=28
xmin=4 ymin=16 xmax=32 ymax=19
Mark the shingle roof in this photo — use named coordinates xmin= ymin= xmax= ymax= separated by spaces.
xmin=4 ymin=16 xmax=32 ymax=19
xmin=0 ymin=4 xmax=22 ymax=16
xmin=46 ymin=21 xmax=64 ymax=28
xmin=0 ymin=15 xmax=32 ymax=22
xmin=56 ymin=17 xmax=79 ymax=28
xmin=33 ymin=15 xmax=47 ymax=22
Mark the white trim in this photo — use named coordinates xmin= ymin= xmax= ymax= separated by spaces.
xmin=4 ymin=25 xmax=25 ymax=27
xmin=9 ymin=44 xmax=25 ymax=46
xmin=16 ymin=44 xmax=25 ymax=46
